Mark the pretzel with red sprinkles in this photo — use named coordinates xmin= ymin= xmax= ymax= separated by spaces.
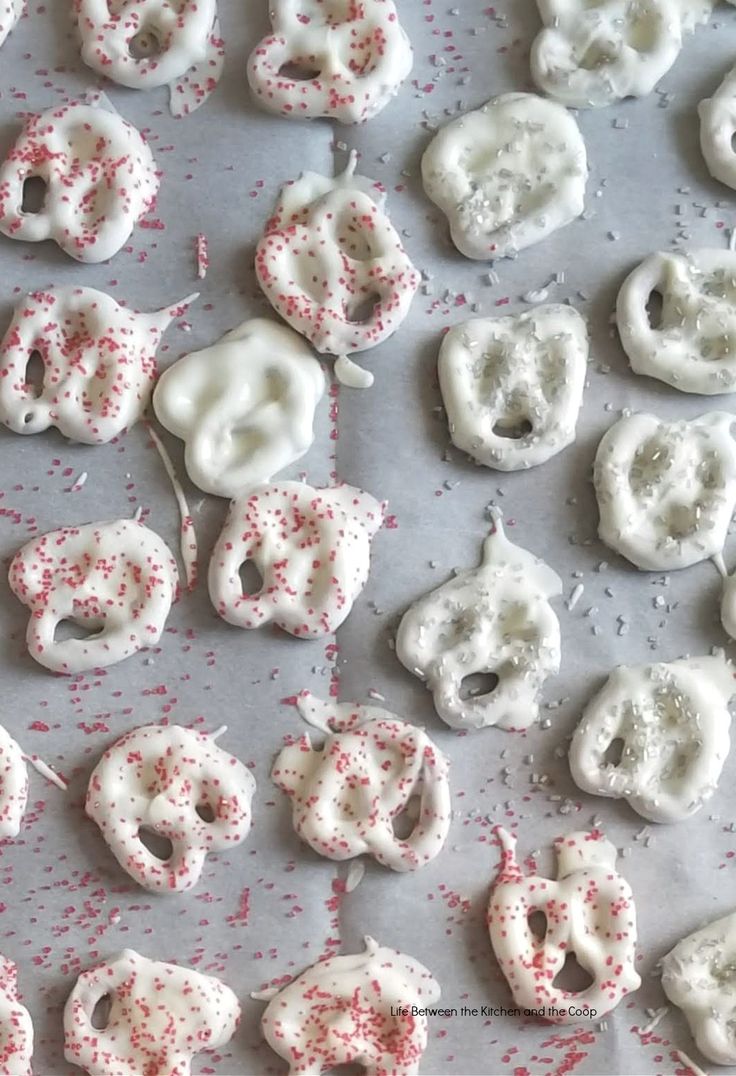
xmin=260 ymin=935 xmax=440 ymax=1074
xmin=208 ymin=480 xmax=384 ymax=639
xmin=64 ymin=948 xmax=240 ymax=1076
xmin=86 ymin=723 xmax=256 ymax=893
xmin=0 ymin=726 xmax=27 ymax=841
xmin=487 ymin=827 xmax=641 ymax=1022
xmin=0 ymin=100 xmax=159 ymax=263
xmin=0 ymin=956 xmax=33 ymax=1076
xmin=9 ymin=518 xmax=179 ymax=674
xmin=0 ymin=1 xmax=22 ymax=50
xmin=247 ymin=0 xmax=413 ymax=125
xmin=0 ymin=286 xmax=197 ymax=445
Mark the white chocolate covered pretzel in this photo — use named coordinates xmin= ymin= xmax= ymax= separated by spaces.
xmin=86 ymin=724 xmax=255 ymax=893
xmin=209 ymin=481 xmax=383 ymax=639
xmin=594 ymin=411 xmax=736 ymax=570
xmin=0 ymin=727 xmax=27 ymax=841
xmin=0 ymin=100 xmax=159 ymax=263
xmin=396 ymin=515 xmax=562 ymax=731
xmin=439 ymin=306 xmax=588 ymax=471
xmin=617 ymin=249 xmax=736 ymax=395
xmin=64 ymin=949 xmax=240 ymax=1076
xmin=0 ymin=1 xmax=22 ymax=50
xmin=422 ymin=93 xmax=587 ymax=261
xmin=530 ymin=0 xmax=686 ymax=109
xmin=75 ymin=0 xmax=223 ymax=116
xmin=153 ymin=318 xmax=325 ymax=498
xmin=570 ymin=655 xmax=735 ymax=823
xmin=9 ymin=519 xmax=178 ymax=674
xmin=272 ymin=692 xmax=451 ymax=871
xmin=0 ymin=286 xmax=196 ymax=445
xmin=699 ymin=64 xmax=736 ymax=191
xmin=261 ymin=936 xmax=440 ymax=1075
xmin=0 ymin=956 xmax=32 ymax=1076
xmin=488 ymin=827 xmax=641 ymax=1022
xmin=255 ymin=153 xmax=419 ymax=364
xmin=248 ymin=0 xmax=413 ymax=125
xmin=662 ymin=909 xmax=736 ymax=1065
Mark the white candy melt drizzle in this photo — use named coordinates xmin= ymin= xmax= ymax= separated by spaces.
xmin=153 ymin=318 xmax=325 ymax=498
xmin=9 ymin=518 xmax=179 ymax=674
xmin=0 ymin=100 xmax=159 ymax=263
xmin=661 ymin=909 xmax=736 ymax=1065
xmin=75 ymin=0 xmax=222 ymax=116
xmin=570 ymin=655 xmax=735 ymax=823
xmin=260 ymin=936 xmax=440 ymax=1074
xmin=146 ymin=423 xmax=198 ymax=590
xmin=438 ymin=305 xmax=588 ymax=471
xmin=488 ymin=827 xmax=641 ymax=1022
xmin=255 ymin=153 xmax=419 ymax=366
xmin=594 ymin=411 xmax=736 ymax=571
xmin=421 ymin=93 xmax=587 ymax=261
xmin=272 ymin=692 xmax=451 ymax=871
xmin=396 ymin=514 xmax=562 ymax=731
xmin=86 ymin=723 xmax=255 ymax=893
xmin=0 ymin=0 xmax=22 ymax=49
xmin=0 ymin=955 xmax=33 ymax=1076
xmin=700 ymin=63 xmax=736 ymax=191
xmin=23 ymin=755 xmax=67 ymax=792
xmin=530 ymin=0 xmax=687 ymax=109
xmin=64 ymin=949 xmax=240 ymax=1075
xmin=247 ymin=0 xmax=413 ymax=124
xmin=0 ymin=287 xmax=196 ymax=444
xmin=617 ymin=249 xmax=736 ymax=395
xmin=208 ymin=481 xmax=384 ymax=639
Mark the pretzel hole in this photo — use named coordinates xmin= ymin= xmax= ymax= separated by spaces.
xmin=628 ymin=14 xmax=659 ymax=54
xmin=646 ymin=289 xmax=663 ymax=331
xmin=391 ymin=795 xmax=421 ymax=840
xmin=327 ymin=1065 xmax=366 ymax=1075
xmin=603 ymin=737 xmax=625 ymax=768
xmin=337 ymin=223 xmax=375 ymax=262
xmin=578 ymin=40 xmax=615 ymax=72
xmin=527 ymin=910 xmax=548 ymax=941
xmin=21 ymin=176 xmax=47 ymax=215
xmin=54 ymin=619 xmax=98 ymax=643
xmin=138 ymin=827 xmax=173 ymax=861
xmin=196 ymin=802 xmax=216 ymax=823
xmin=493 ymin=418 xmax=533 ymax=440
xmin=23 ymin=351 xmax=44 ymax=399
xmin=345 ymin=292 xmax=381 ymax=324
xmin=552 ymin=952 xmax=594 ymax=993
xmin=91 ymin=994 xmax=112 ymax=1030
xmin=277 ymin=59 xmax=321 ymax=81
xmin=129 ymin=27 xmax=162 ymax=59
xmin=239 ymin=561 xmax=263 ymax=598
xmin=459 ymin=672 xmax=499 ymax=701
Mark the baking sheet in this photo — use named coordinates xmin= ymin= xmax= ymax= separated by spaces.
xmin=1 ymin=1 xmax=736 ymax=1073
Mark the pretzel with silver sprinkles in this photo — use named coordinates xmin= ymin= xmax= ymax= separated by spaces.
xmin=0 ymin=286 xmax=197 ymax=444
xmin=422 ymin=93 xmax=587 ymax=261
xmin=64 ymin=949 xmax=240 ymax=1076
xmin=153 ymin=318 xmax=325 ymax=498
xmin=570 ymin=655 xmax=735 ymax=823
xmin=617 ymin=249 xmax=736 ymax=395
xmin=396 ymin=514 xmax=562 ymax=731
xmin=272 ymin=692 xmax=451 ymax=871
xmin=0 ymin=1 xmax=22 ymax=50
xmin=0 ymin=100 xmax=159 ymax=263
xmin=255 ymin=152 xmax=419 ymax=386
xmin=662 ymin=909 xmax=736 ymax=1066
xmin=439 ymin=306 xmax=588 ymax=471
xmin=248 ymin=0 xmax=412 ymax=125
xmin=9 ymin=518 xmax=179 ymax=674
xmin=594 ymin=411 xmax=736 ymax=570
xmin=699 ymin=62 xmax=736 ymax=191
xmin=75 ymin=0 xmax=223 ymax=116
xmin=488 ymin=827 xmax=641 ymax=1022
xmin=0 ymin=956 xmax=32 ymax=1076
xmin=260 ymin=936 xmax=440 ymax=1075
xmin=530 ymin=0 xmax=687 ymax=109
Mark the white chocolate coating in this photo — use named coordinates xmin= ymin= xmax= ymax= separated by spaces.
xmin=153 ymin=318 xmax=325 ymax=498
xmin=64 ymin=949 xmax=240 ymax=1076
xmin=86 ymin=723 xmax=255 ymax=893
xmin=208 ymin=481 xmax=383 ymax=639
xmin=721 ymin=569 xmax=736 ymax=639
xmin=570 ymin=655 xmax=735 ymax=823
xmin=438 ymin=306 xmax=588 ymax=471
xmin=396 ymin=516 xmax=562 ymax=731
xmin=261 ymin=936 xmax=440 ymax=1075
xmin=0 ymin=956 xmax=32 ymax=1076
xmin=488 ymin=827 xmax=641 ymax=1022
xmin=531 ymin=0 xmax=685 ymax=109
xmin=272 ymin=692 xmax=451 ymax=871
xmin=594 ymin=411 xmax=736 ymax=570
xmin=0 ymin=286 xmax=196 ymax=445
xmin=248 ymin=0 xmax=413 ymax=125
xmin=617 ymin=249 xmax=736 ymax=395
xmin=255 ymin=153 xmax=419 ymax=359
xmin=0 ymin=101 xmax=159 ymax=263
xmin=0 ymin=727 xmax=27 ymax=840
xmin=700 ymin=64 xmax=736 ymax=191
xmin=0 ymin=0 xmax=22 ymax=50
xmin=9 ymin=519 xmax=178 ymax=674
xmin=422 ymin=93 xmax=587 ymax=261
